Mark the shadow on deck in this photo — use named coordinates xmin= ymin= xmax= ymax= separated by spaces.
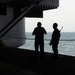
xmin=0 ymin=47 xmax=75 ymax=75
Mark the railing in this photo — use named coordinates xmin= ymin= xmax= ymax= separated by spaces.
xmin=4 ymin=36 xmax=75 ymax=41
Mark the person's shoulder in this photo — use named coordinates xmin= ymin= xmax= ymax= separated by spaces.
xmin=41 ymin=27 xmax=45 ymax=29
xmin=56 ymin=29 xmax=60 ymax=32
xmin=34 ymin=27 xmax=37 ymax=29
xmin=55 ymin=29 xmax=60 ymax=33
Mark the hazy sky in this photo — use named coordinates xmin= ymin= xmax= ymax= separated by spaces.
xmin=25 ymin=0 xmax=75 ymax=32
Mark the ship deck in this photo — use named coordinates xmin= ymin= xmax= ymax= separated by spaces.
xmin=0 ymin=47 xmax=75 ymax=75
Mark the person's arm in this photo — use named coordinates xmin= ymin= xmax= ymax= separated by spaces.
xmin=49 ymin=38 xmax=52 ymax=46
xmin=45 ymin=30 xmax=47 ymax=34
xmin=32 ymin=28 xmax=36 ymax=35
xmin=43 ymin=28 xmax=47 ymax=34
xmin=49 ymin=32 xmax=53 ymax=46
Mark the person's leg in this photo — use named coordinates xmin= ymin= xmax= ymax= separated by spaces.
xmin=52 ymin=44 xmax=58 ymax=59
xmin=34 ymin=42 xmax=39 ymax=59
xmin=40 ymin=42 xmax=44 ymax=60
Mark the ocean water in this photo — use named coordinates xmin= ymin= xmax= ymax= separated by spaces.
xmin=19 ymin=32 xmax=75 ymax=56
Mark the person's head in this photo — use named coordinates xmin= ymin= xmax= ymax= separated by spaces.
xmin=37 ymin=22 xmax=42 ymax=27
xmin=53 ymin=23 xmax=58 ymax=29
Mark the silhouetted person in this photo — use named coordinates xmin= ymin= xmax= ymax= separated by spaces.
xmin=49 ymin=23 xmax=60 ymax=60
xmin=32 ymin=22 xmax=47 ymax=60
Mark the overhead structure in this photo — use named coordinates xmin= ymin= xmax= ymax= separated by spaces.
xmin=0 ymin=0 xmax=59 ymax=47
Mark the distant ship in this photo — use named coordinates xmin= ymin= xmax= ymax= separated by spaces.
xmin=0 ymin=0 xmax=59 ymax=47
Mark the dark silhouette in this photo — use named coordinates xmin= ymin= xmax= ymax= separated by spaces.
xmin=32 ymin=22 xmax=47 ymax=60
xmin=49 ymin=23 xmax=60 ymax=60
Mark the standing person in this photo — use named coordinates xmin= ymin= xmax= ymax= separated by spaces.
xmin=49 ymin=23 xmax=60 ymax=60
xmin=32 ymin=22 xmax=47 ymax=60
